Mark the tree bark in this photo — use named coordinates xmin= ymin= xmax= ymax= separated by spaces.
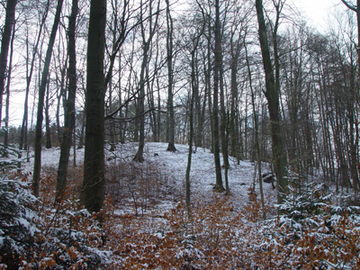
xmin=3 ymin=23 xmax=15 ymax=153
xmin=245 ymin=39 xmax=266 ymax=219
xmin=45 ymin=78 xmax=52 ymax=149
xmin=56 ymin=0 xmax=78 ymax=203
xmin=133 ymin=0 xmax=160 ymax=162
xmin=166 ymin=0 xmax=177 ymax=152
xmin=255 ymin=0 xmax=288 ymax=203
xmin=185 ymin=49 xmax=197 ymax=217
xmin=213 ymin=0 xmax=225 ymax=192
xmin=80 ymin=0 xmax=107 ymax=213
xmin=133 ymin=43 xmax=148 ymax=163
xmin=33 ymin=0 xmax=64 ymax=197
xmin=229 ymin=34 xmax=240 ymax=161
xmin=0 ymin=0 xmax=17 ymax=127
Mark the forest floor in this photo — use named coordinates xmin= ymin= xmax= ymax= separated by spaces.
xmin=21 ymin=142 xmax=278 ymax=215
xmin=1 ymin=142 xmax=360 ymax=269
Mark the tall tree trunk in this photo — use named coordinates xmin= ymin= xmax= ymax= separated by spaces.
xmin=33 ymin=0 xmax=64 ymax=197
xmin=255 ymin=0 xmax=288 ymax=204
xmin=3 ymin=23 xmax=15 ymax=153
xmin=220 ymin=61 xmax=230 ymax=194
xmin=133 ymin=43 xmax=148 ymax=162
xmin=0 ymin=0 xmax=17 ymax=127
xmin=206 ymin=23 xmax=213 ymax=152
xmin=45 ymin=77 xmax=52 ymax=149
xmin=229 ymin=36 xmax=240 ymax=160
xmin=80 ymin=0 xmax=107 ymax=213
xmin=56 ymin=62 xmax=67 ymax=145
xmin=133 ymin=0 xmax=160 ymax=162
xmin=157 ymin=73 xmax=161 ymax=141
xmin=195 ymin=54 xmax=206 ymax=149
xmin=245 ymin=40 xmax=266 ymax=219
xmin=213 ymin=0 xmax=225 ymax=192
xmin=166 ymin=0 xmax=176 ymax=152
xmin=147 ymin=41 xmax=158 ymax=142
xmin=78 ymin=112 xmax=85 ymax=149
xmin=185 ymin=49 xmax=198 ymax=218
xmin=56 ymin=0 xmax=78 ymax=203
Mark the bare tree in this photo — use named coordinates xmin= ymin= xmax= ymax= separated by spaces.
xmin=56 ymin=0 xmax=78 ymax=203
xmin=80 ymin=0 xmax=107 ymax=213
xmin=166 ymin=0 xmax=177 ymax=152
xmin=184 ymin=0 xmax=206 ymax=217
xmin=213 ymin=0 xmax=225 ymax=192
xmin=0 ymin=0 xmax=17 ymax=127
xmin=3 ymin=22 xmax=16 ymax=153
xmin=133 ymin=0 xmax=160 ymax=162
xmin=255 ymin=0 xmax=288 ymax=203
xmin=33 ymin=0 xmax=64 ymax=197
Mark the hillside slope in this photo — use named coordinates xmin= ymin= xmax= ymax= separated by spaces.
xmin=22 ymin=142 xmax=277 ymax=211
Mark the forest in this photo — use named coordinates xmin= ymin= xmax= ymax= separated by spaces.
xmin=1 ymin=0 xmax=360 ymax=269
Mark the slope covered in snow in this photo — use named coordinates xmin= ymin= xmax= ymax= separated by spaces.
xmin=22 ymin=142 xmax=277 ymax=212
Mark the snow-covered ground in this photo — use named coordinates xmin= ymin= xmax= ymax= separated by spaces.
xmin=21 ymin=142 xmax=277 ymax=212
xmin=4 ymin=142 xmax=360 ymax=269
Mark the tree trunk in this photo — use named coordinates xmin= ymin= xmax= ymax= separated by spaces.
xmin=56 ymin=63 xmax=67 ymax=145
xmin=206 ymin=24 xmax=213 ymax=152
xmin=133 ymin=0 xmax=160 ymax=162
xmin=245 ymin=40 xmax=266 ymax=219
xmin=80 ymin=0 xmax=107 ymax=213
xmin=255 ymin=0 xmax=288 ymax=204
xmin=185 ymin=49 xmax=198 ymax=218
xmin=3 ymin=23 xmax=15 ymax=153
xmin=166 ymin=0 xmax=177 ymax=152
xmin=213 ymin=0 xmax=225 ymax=192
xmin=220 ymin=59 xmax=230 ymax=194
xmin=56 ymin=0 xmax=78 ymax=203
xmin=78 ymin=111 xmax=85 ymax=149
xmin=133 ymin=43 xmax=148 ymax=163
xmin=229 ymin=36 xmax=240 ymax=160
xmin=45 ymin=78 xmax=52 ymax=149
xmin=33 ymin=0 xmax=64 ymax=197
xmin=0 ymin=0 xmax=17 ymax=127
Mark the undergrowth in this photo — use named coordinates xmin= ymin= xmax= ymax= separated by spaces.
xmin=1 ymin=164 xmax=360 ymax=269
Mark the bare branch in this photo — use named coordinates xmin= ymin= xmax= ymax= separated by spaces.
xmin=341 ymin=0 xmax=357 ymax=12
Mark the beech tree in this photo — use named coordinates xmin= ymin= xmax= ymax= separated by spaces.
xmin=3 ymin=20 xmax=16 ymax=152
xmin=0 ymin=0 xmax=17 ymax=127
xmin=166 ymin=0 xmax=177 ymax=152
xmin=33 ymin=0 xmax=64 ymax=197
xmin=255 ymin=0 xmax=288 ymax=203
xmin=213 ymin=0 xmax=225 ymax=192
xmin=80 ymin=0 xmax=107 ymax=212
xmin=56 ymin=0 xmax=78 ymax=202
xmin=184 ymin=0 xmax=206 ymax=216
xmin=133 ymin=0 xmax=160 ymax=162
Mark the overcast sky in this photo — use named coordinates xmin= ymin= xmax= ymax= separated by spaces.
xmin=289 ymin=0 xmax=347 ymax=31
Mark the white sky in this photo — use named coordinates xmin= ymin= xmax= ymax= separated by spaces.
xmin=290 ymin=0 xmax=348 ymax=31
